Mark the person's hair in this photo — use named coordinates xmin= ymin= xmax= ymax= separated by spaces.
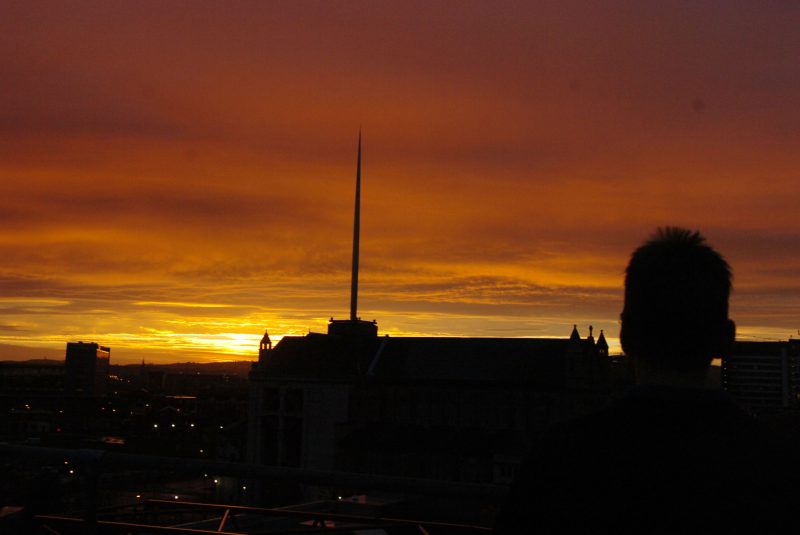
xmin=620 ymin=227 xmax=732 ymax=371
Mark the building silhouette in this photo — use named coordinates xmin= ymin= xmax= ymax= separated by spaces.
xmin=246 ymin=134 xmax=620 ymax=490
xmin=248 ymin=323 xmax=613 ymax=486
xmin=0 ymin=360 xmax=64 ymax=397
xmin=64 ymin=341 xmax=110 ymax=397
xmin=0 ymin=341 xmax=111 ymax=399
xmin=723 ymin=339 xmax=800 ymax=413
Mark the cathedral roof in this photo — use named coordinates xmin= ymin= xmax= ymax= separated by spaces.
xmin=254 ymin=334 xmax=568 ymax=387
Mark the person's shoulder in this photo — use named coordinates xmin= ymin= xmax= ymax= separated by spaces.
xmin=537 ymin=396 xmax=639 ymax=445
xmin=495 ymin=401 xmax=648 ymax=534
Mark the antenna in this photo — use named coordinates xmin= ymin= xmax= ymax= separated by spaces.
xmin=350 ymin=130 xmax=362 ymax=321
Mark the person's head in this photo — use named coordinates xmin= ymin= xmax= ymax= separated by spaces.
xmin=620 ymin=227 xmax=735 ymax=373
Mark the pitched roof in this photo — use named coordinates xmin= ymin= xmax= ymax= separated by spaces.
xmin=256 ymin=334 xmax=568 ymax=386
xmin=257 ymin=333 xmax=382 ymax=382
xmin=370 ymin=337 xmax=566 ymax=385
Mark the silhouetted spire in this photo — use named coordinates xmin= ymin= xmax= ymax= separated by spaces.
xmin=350 ymin=130 xmax=362 ymax=321
xmin=570 ymin=324 xmax=580 ymax=342
xmin=327 ymin=131 xmax=377 ymax=338
xmin=260 ymin=330 xmax=272 ymax=352
xmin=258 ymin=136 xmax=374 ymax=351
xmin=587 ymin=325 xmax=595 ymax=344
xmin=597 ymin=329 xmax=608 ymax=350
xmin=597 ymin=329 xmax=608 ymax=357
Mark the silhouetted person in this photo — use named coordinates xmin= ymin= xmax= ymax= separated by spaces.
xmin=495 ymin=228 xmax=795 ymax=534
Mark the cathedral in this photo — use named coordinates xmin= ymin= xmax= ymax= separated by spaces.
xmin=246 ymin=134 xmax=623 ymax=489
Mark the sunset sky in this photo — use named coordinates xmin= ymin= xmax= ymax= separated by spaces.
xmin=1 ymin=2 xmax=798 ymax=363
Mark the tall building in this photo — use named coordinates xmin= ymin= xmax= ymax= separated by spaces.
xmin=64 ymin=341 xmax=110 ymax=397
xmin=722 ymin=340 xmax=800 ymax=413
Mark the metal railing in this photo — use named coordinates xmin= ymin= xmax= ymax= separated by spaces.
xmin=0 ymin=443 xmax=503 ymax=534
xmin=37 ymin=498 xmax=493 ymax=533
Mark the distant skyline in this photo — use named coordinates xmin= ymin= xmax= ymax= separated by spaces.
xmin=1 ymin=2 xmax=798 ymax=364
